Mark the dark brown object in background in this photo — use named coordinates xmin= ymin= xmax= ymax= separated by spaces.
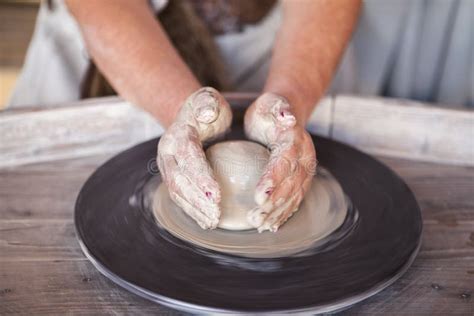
xmin=81 ymin=0 xmax=228 ymax=98
xmin=0 ymin=1 xmax=38 ymax=67
xmin=192 ymin=0 xmax=276 ymax=34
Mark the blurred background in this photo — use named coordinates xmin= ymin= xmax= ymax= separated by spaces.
xmin=0 ymin=0 xmax=38 ymax=109
xmin=0 ymin=0 xmax=472 ymax=109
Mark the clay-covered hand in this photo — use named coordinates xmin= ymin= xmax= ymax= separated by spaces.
xmin=244 ymin=93 xmax=317 ymax=232
xmin=157 ymin=87 xmax=232 ymax=229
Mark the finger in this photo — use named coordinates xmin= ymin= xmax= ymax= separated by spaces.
xmin=174 ymin=172 xmax=220 ymax=221
xmin=178 ymin=141 xmax=221 ymax=204
xmin=269 ymin=98 xmax=296 ymax=129
xmin=169 ymin=173 xmax=220 ymax=228
xmin=254 ymin=93 xmax=294 ymax=123
xmin=188 ymin=87 xmax=232 ymax=140
xmin=254 ymin=147 xmax=297 ymax=205
xmin=256 ymin=159 xmax=313 ymax=232
xmin=249 ymin=157 xmax=307 ymax=231
xmin=247 ymin=199 xmax=276 ymax=228
xmin=277 ymin=158 xmax=314 ymax=210
xmin=278 ymin=132 xmax=316 ymax=198
xmin=171 ymin=192 xmax=219 ymax=229
xmin=260 ymin=194 xmax=301 ymax=233
xmin=269 ymin=163 xmax=315 ymax=229
xmin=254 ymin=165 xmax=276 ymax=206
xmin=247 ymin=194 xmax=299 ymax=233
xmin=254 ymin=93 xmax=278 ymax=114
xmin=263 ymin=155 xmax=311 ymax=208
xmin=191 ymin=87 xmax=220 ymax=124
xmin=159 ymin=154 xmax=220 ymax=228
xmin=158 ymin=154 xmax=178 ymax=183
xmin=300 ymin=173 xmax=314 ymax=197
xmin=267 ymin=177 xmax=296 ymax=205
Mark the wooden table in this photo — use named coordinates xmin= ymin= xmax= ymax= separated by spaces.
xmin=1 ymin=96 xmax=473 ymax=314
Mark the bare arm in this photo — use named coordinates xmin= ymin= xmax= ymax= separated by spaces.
xmin=264 ymin=0 xmax=361 ymax=125
xmin=244 ymin=0 xmax=361 ymax=232
xmin=67 ymin=1 xmax=235 ymax=230
xmin=66 ymin=0 xmax=200 ymax=128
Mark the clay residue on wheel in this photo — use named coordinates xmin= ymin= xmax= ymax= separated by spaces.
xmin=151 ymin=166 xmax=356 ymax=258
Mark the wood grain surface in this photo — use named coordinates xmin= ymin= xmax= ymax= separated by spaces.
xmin=332 ymin=96 xmax=474 ymax=166
xmin=0 ymin=95 xmax=473 ymax=314
xmin=1 ymin=94 xmax=473 ymax=168
xmin=0 ymin=154 xmax=473 ymax=315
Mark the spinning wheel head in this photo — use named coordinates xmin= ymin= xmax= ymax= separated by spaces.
xmin=75 ymin=130 xmax=422 ymax=314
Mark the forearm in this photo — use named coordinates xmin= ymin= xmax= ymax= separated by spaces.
xmin=264 ymin=0 xmax=361 ymax=125
xmin=66 ymin=0 xmax=200 ymax=128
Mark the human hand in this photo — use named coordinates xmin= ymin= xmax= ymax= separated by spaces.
xmin=157 ymin=87 xmax=232 ymax=229
xmin=244 ymin=93 xmax=317 ymax=232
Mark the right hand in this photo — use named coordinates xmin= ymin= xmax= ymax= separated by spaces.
xmin=244 ymin=93 xmax=317 ymax=232
xmin=157 ymin=87 xmax=232 ymax=229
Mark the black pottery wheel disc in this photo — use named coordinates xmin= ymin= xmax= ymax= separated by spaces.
xmin=75 ymin=127 xmax=422 ymax=314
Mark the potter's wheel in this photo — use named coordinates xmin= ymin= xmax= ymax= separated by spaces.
xmin=75 ymin=128 xmax=422 ymax=314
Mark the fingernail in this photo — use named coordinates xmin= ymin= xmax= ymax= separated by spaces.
xmin=255 ymin=180 xmax=272 ymax=205
xmin=279 ymin=109 xmax=291 ymax=117
xmin=195 ymin=104 xmax=218 ymax=123
xmin=277 ymin=110 xmax=296 ymax=127
xmin=205 ymin=186 xmax=220 ymax=203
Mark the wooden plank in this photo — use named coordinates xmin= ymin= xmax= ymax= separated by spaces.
xmin=332 ymin=95 xmax=474 ymax=166
xmin=0 ymin=221 xmax=81 ymax=262
xmin=0 ymin=155 xmax=111 ymax=220
xmin=0 ymin=118 xmax=473 ymax=313
xmin=2 ymin=94 xmax=473 ymax=168
xmin=0 ymin=258 xmax=471 ymax=315
xmin=0 ymin=95 xmax=332 ymax=168
xmin=341 ymin=257 xmax=473 ymax=315
xmin=0 ymin=99 xmax=163 ymax=168
xmin=418 ymin=222 xmax=474 ymax=260
xmin=0 ymin=260 xmax=181 ymax=315
xmin=378 ymin=157 xmax=474 ymax=223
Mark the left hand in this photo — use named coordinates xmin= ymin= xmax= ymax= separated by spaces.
xmin=244 ymin=93 xmax=317 ymax=232
xmin=157 ymin=87 xmax=232 ymax=229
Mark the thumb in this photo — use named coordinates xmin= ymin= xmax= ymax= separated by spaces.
xmin=191 ymin=87 xmax=220 ymax=124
